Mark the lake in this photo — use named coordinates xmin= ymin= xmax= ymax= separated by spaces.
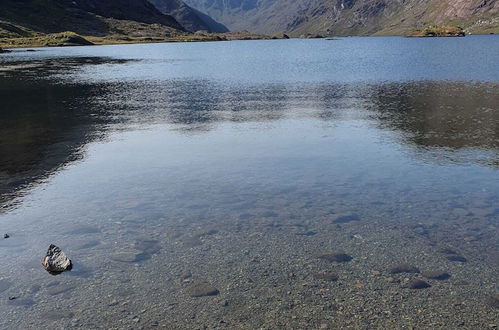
xmin=0 ymin=36 xmax=498 ymax=329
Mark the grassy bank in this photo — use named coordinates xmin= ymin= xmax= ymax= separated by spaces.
xmin=0 ymin=31 xmax=288 ymax=49
xmin=408 ymin=26 xmax=466 ymax=37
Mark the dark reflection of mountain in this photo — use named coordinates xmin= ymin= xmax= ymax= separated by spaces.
xmin=366 ymin=82 xmax=499 ymax=150
xmin=0 ymin=58 xmax=125 ymax=208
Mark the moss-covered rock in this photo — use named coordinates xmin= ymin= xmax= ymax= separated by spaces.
xmin=43 ymin=32 xmax=94 ymax=46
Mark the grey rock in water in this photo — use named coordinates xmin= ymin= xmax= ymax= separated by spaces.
xmin=187 ymin=282 xmax=219 ymax=297
xmin=316 ymin=251 xmax=352 ymax=263
xmin=313 ymin=273 xmax=339 ymax=282
xmin=3 ymin=233 xmax=9 ymax=239
xmin=406 ymin=279 xmax=431 ymax=289
xmin=42 ymin=244 xmax=72 ymax=274
xmin=389 ymin=263 xmax=420 ymax=274
xmin=421 ymin=270 xmax=451 ymax=280
xmin=446 ymin=255 xmax=467 ymax=262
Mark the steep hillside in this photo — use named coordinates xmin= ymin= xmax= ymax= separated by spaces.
xmin=149 ymin=0 xmax=228 ymax=32
xmin=0 ymin=0 xmax=183 ymax=38
xmin=184 ymin=0 xmax=499 ymax=35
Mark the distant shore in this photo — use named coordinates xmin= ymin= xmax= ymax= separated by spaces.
xmin=1 ymin=29 xmax=497 ymax=50
xmin=0 ymin=31 xmax=290 ymax=49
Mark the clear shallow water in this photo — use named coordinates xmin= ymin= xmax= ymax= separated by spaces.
xmin=0 ymin=37 xmax=498 ymax=329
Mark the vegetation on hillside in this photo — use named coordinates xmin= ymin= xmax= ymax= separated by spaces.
xmin=409 ymin=26 xmax=466 ymax=37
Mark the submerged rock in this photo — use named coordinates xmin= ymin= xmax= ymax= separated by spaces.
xmin=486 ymin=294 xmax=499 ymax=309
xmin=316 ymin=251 xmax=352 ymax=263
xmin=7 ymin=297 xmax=35 ymax=307
xmin=3 ymin=234 xmax=9 ymax=239
xmin=421 ymin=271 xmax=451 ymax=280
xmin=332 ymin=214 xmax=361 ymax=224
xmin=446 ymin=255 xmax=467 ymax=262
xmin=42 ymin=244 xmax=72 ymax=274
xmin=406 ymin=279 xmax=431 ymax=289
xmin=109 ymin=251 xmax=141 ymax=263
xmin=313 ymin=273 xmax=339 ymax=282
xmin=296 ymin=231 xmax=317 ymax=236
xmin=389 ymin=263 xmax=420 ymax=274
xmin=187 ymin=282 xmax=219 ymax=297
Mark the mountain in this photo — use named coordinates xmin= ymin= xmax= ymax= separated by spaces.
xmin=0 ymin=0 xmax=184 ymax=38
xmin=184 ymin=0 xmax=499 ymax=35
xmin=149 ymin=0 xmax=229 ymax=32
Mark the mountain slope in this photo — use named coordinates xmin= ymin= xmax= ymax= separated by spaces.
xmin=184 ymin=0 xmax=499 ymax=35
xmin=0 ymin=0 xmax=184 ymax=38
xmin=149 ymin=0 xmax=228 ymax=32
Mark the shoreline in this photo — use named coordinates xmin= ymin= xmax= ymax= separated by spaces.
xmin=0 ymin=31 xmax=497 ymax=51
xmin=0 ymin=31 xmax=290 ymax=50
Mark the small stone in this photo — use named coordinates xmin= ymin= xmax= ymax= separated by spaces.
xmin=421 ymin=271 xmax=451 ymax=280
xmin=3 ymin=234 xmax=9 ymax=239
xmin=406 ymin=279 xmax=431 ymax=289
xmin=222 ymin=300 xmax=229 ymax=307
xmin=43 ymin=310 xmax=75 ymax=320
xmin=439 ymin=248 xmax=458 ymax=255
xmin=108 ymin=300 xmax=119 ymax=307
xmin=181 ymin=271 xmax=192 ymax=280
xmin=7 ymin=298 xmax=35 ymax=307
xmin=385 ymin=277 xmax=398 ymax=283
xmin=332 ymin=214 xmax=360 ymax=224
xmin=42 ymin=244 xmax=72 ymax=274
xmin=316 ymin=252 xmax=352 ymax=263
xmin=110 ymin=251 xmax=141 ymax=263
xmin=134 ymin=239 xmax=161 ymax=254
xmin=446 ymin=255 xmax=467 ymax=262
xmin=8 ymin=296 xmax=17 ymax=300
xmin=194 ymin=229 xmax=219 ymax=238
xmin=296 ymin=231 xmax=317 ymax=236
xmin=313 ymin=273 xmax=339 ymax=282
xmin=187 ymin=282 xmax=219 ymax=297
xmin=486 ymin=294 xmax=499 ymax=309
xmin=389 ymin=264 xmax=420 ymax=274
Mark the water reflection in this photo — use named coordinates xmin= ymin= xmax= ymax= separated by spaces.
xmin=1 ymin=58 xmax=498 ymax=207
xmin=0 ymin=58 xmax=124 ymax=206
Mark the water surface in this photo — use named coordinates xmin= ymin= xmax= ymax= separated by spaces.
xmin=0 ymin=37 xmax=498 ymax=329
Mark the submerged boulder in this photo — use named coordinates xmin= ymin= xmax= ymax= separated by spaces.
xmin=42 ymin=244 xmax=72 ymax=274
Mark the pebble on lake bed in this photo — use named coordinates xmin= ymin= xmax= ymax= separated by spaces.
xmin=389 ymin=263 xmax=420 ymax=274
xmin=313 ymin=273 xmax=339 ymax=282
xmin=421 ymin=271 xmax=451 ymax=280
xmin=406 ymin=279 xmax=431 ymax=289
xmin=331 ymin=214 xmax=361 ymax=224
xmin=42 ymin=244 xmax=72 ymax=274
xmin=486 ymin=294 xmax=499 ymax=309
xmin=316 ymin=252 xmax=352 ymax=263
xmin=446 ymin=255 xmax=467 ymax=262
xmin=187 ymin=282 xmax=219 ymax=297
